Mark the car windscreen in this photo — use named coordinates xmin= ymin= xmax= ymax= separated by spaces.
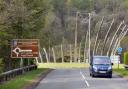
xmin=93 ymin=57 xmax=111 ymax=65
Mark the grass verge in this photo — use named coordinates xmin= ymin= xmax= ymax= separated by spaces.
xmin=114 ymin=68 xmax=128 ymax=77
xmin=113 ymin=64 xmax=128 ymax=77
xmin=0 ymin=68 xmax=50 ymax=89
xmin=38 ymin=63 xmax=89 ymax=69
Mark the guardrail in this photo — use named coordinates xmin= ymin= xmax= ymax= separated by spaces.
xmin=0 ymin=65 xmax=37 ymax=83
xmin=124 ymin=65 xmax=128 ymax=69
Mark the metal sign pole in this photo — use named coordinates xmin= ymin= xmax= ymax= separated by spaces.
xmin=20 ymin=58 xmax=23 ymax=68
xmin=118 ymin=54 xmax=121 ymax=70
xmin=35 ymin=57 xmax=39 ymax=65
xmin=28 ymin=58 xmax=30 ymax=65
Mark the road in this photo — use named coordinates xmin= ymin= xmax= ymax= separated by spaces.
xmin=35 ymin=68 xmax=128 ymax=89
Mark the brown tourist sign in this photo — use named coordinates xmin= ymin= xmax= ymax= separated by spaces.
xmin=11 ymin=39 xmax=40 ymax=58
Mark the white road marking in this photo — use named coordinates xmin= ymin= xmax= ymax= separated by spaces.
xmin=80 ymin=70 xmax=90 ymax=87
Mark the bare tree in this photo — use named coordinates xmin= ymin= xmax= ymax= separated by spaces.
xmin=52 ymin=47 xmax=56 ymax=63
xmin=93 ymin=17 xmax=104 ymax=55
xmin=114 ymin=28 xmax=128 ymax=55
xmin=74 ymin=12 xmax=79 ymax=62
xmin=101 ymin=19 xmax=114 ymax=55
xmin=43 ymin=48 xmax=49 ymax=63
xmin=111 ymin=25 xmax=126 ymax=55
xmin=107 ymin=22 xmax=123 ymax=56
xmin=70 ymin=44 xmax=72 ymax=63
xmin=61 ymin=44 xmax=64 ymax=63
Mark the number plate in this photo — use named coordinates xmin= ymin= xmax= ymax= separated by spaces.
xmin=99 ymin=71 xmax=106 ymax=73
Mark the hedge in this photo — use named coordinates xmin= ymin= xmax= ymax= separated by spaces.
xmin=124 ymin=52 xmax=128 ymax=65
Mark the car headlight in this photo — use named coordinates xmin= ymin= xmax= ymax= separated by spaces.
xmin=108 ymin=66 xmax=112 ymax=70
xmin=93 ymin=66 xmax=98 ymax=72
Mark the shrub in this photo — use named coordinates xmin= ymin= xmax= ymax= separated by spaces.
xmin=124 ymin=52 xmax=128 ymax=65
xmin=0 ymin=58 xmax=4 ymax=73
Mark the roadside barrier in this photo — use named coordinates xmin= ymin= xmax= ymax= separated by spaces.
xmin=0 ymin=65 xmax=37 ymax=83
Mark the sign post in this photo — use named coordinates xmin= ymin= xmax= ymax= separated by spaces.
xmin=117 ymin=47 xmax=123 ymax=69
xmin=20 ymin=58 xmax=23 ymax=67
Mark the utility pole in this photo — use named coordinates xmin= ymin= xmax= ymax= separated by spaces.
xmin=88 ymin=13 xmax=91 ymax=63
xmin=84 ymin=31 xmax=88 ymax=63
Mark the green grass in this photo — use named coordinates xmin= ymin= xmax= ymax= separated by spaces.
xmin=38 ymin=63 xmax=89 ymax=69
xmin=114 ymin=68 xmax=128 ymax=77
xmin=0 ymin=68 xmax=49 ymax=89
xmin=113 ymin=64 xmax=128 ymax=77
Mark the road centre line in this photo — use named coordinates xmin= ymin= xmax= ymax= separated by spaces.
xmin=80 ymin=70 xmax=90 ymax=87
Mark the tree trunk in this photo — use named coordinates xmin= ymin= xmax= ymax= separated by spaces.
xmin=107 ymin=22 xmax=123 ymax=56
xmin=52 ymin=47 xmax=56 ymax=63
xmin=61 ymin=44 xmax=64 ymax=63
xmin=43 ymin=48 xmax=49 ymax=63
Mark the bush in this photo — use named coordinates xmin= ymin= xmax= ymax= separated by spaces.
xmin=124 ymin=52 xmax=128 ymax=65
xmin=0 ymin=58 xmax=4 ymax=73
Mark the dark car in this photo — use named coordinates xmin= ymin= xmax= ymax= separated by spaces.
xmin=89 ymin=56 xmax=113 ymax=78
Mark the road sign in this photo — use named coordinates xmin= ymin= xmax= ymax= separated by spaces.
xmin=117 ymin=47 xmax=123 ymax=54
xmin=110 ymin=55 xmax=120 ymax=64
xmin=11 ymin=39 xmax=40 ymax=58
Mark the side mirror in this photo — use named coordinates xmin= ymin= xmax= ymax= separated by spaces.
xmin=90 ymin=62 xmax=92 ymax=65
xmin=111 ymin=63 xmax=114 ymax=66
xmin=90 ymin=63 xmax=91 ymax=65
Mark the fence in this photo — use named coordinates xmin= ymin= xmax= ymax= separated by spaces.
xmin=0 ymin=65 xmax=37 ymax=83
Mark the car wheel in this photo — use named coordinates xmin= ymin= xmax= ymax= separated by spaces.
xmin=108 ymin=74 xmax=112 ymax=78
xmin=92 ymin=74 xmax=95 ymax=77
xmin=90 ymin=73 xmax=92 ymax=76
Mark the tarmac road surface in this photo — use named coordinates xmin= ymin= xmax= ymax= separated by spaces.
xmin=35 ymin=68 xmax=128 ymax=89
